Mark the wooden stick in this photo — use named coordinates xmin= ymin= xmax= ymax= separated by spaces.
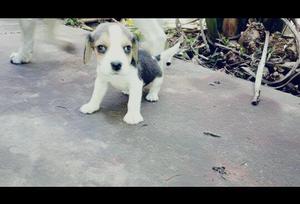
xmin=176 ymin=18 xmax=182 ymax=33
xmin=265 ymin=18 xmax=300 ymax=87
xmin=80 ymin=24 xmax=94 ymax=31
xmin=240 ymin=67 xmax=269 ymax=84
xmin=291 ymin=18 xmax=300 ymax=32
xmin=111 ymin=18 xmax=119 ymax=23
xmin=181 ymin=18 xmax=200 ymax=25
xmin=251 ymin=31 xmax=270 ymax=105
xmin=198 ymin=54 xmax=209 ymax=61
xmin=199 ymin=18 xmax=210 ymax=53
xmin=80 ymin=18 xmax=100 ymax=24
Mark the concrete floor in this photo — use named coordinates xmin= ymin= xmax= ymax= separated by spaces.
xmin=0 ymin=19 xmax=300 ymax=186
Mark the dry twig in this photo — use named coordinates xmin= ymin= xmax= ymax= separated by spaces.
xmin=80 ymin=18 xmax=99 ymax=24
xmin=199 ymin=18 xmax=210 ymax=52
xmin=252 ymin=31 xmax=270 ymax=105
xmin=266 ymin=18 xmax=300 ymax=86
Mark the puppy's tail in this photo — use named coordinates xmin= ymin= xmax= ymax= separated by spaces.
xmin=155 ymin=39 xmax=182 ymax=69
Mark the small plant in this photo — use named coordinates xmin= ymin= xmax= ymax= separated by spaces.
xmin=221 ymin=36 xmax=230 ymax=46
xmin=64 ymin=18 xmax=81 ymax=27
xmin=122 ymin=18 xmax=143 ymax=41
xmin=267 ymin=47 xmax=274 ymax=57
xmin=122 ymin=18 xmax=134 ymax=27
xmin=239 ymin=46 xmax=245 ymax=55
xmin=133 ymin=29 xmax=143 ymax=41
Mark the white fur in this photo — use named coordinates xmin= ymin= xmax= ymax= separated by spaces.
xmin=10 ymin=18 xmax=174 ymax=65
xmin=80 ymin=25 xmax=144 ymax=124
xmin=10 ymin=19 xmax=180 ymax=124
xmin=132 ymin=19 xmax=167 ymax=56
xmin=10 ymin=19 xmax=74 ymax=64
xmin=133 ymin=18 xmax=181 ymax=69
xmin=145 ymin=41 xmax=181 ymax=102
xmin=10 ymin=19 xmax=36 ymax=64
xmin=145 ymin=77 xmax=163 ymax=102
xmin=80 ymin=23 xmax=181 ymax=125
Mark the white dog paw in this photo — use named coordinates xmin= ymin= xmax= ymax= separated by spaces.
xmin=123 ymin=112 xmax=144 ymax=125
xmin=80 ymin=103 xmax=99 ymax=114
xmin=10 ymin=52 xmax=31 ymax=65
xmin=146 ymin=93 xmax=159 ymax=102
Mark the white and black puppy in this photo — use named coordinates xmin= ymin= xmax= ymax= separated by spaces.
xmin=80 ymin=22 xmax=181 ymax=124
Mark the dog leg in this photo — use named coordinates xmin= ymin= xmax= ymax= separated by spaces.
xmin=10 ymin=19 xmax=36 ymax=64
xmin=43 ymin=19 xmax=76 ymax=54
xmin=80 ymin=77 xmax=108 ymax=114
xmin=123 ymin=80 xmax=144 ymax=124
xmin=146 ymin=77 xmax=163 ymax=102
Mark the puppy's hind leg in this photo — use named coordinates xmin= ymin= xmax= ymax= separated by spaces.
xmin=10 ymin=19 xmax=36 ymax=64
xmin=146 ymin=77 xmax=163 ymax=102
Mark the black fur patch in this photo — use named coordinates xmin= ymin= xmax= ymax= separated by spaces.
xmin=136 ymin=49 xmax=162 ymax=86
xmin=87 ymin=33 xmax=94 ymax=43
xmin=155 ymin=54 xmax=161 ymax=61
xmin=131 ymin=58 xmax=137 ymax=66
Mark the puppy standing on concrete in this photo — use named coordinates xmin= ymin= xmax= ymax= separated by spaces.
xmin=80 ymin=22 xmax=181 ymax=124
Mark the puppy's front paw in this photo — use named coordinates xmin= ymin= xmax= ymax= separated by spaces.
xmin=80 ymin=103 xmax=100 ymax=114
xmin=10 ymin=52 xmax=31 ymax=65
xmin=146 ymin=93 xmax=159 ymax=102
xmin=123 ymin=112 xmax=144 ymax=125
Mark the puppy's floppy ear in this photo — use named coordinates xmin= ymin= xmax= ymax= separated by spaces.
xmin=83 ymin=33 xmax=94 ymax=65
xmin=131 ymin=35 xmax=139 ymax=66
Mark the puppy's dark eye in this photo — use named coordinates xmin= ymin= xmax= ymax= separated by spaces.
xmin=97 ymin=45 xmax=107 ymax=54
xmin=123 ymin=45 xmax=132 ymax=54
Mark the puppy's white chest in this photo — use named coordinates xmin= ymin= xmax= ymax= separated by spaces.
xmin=108 ymin=75 xmax=129 ymax=91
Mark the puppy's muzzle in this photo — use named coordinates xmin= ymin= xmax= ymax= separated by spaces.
xmin=111 ymin=61 xmax=122 ymax=72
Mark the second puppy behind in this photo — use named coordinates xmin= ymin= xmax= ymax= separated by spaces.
xmin=80 ymin=22 xmax=181 ymax=124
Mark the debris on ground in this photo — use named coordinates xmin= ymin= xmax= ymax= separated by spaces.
xmin=209 ymin=81 xmax=221 ymax=86
xmin=165 ymin=174 xmax=182 ymax=182
xmin=203 ymin=131 xmax=222 ymax=138
xmin=167 ymin=18 xmax=300 ymax=97
xmin=240 ymin=161 xmax=248 ymax=166
xmin=212 ymin=166 xmax=228 ymax=180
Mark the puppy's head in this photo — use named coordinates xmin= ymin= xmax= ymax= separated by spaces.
xmin=84 ymin=22 xmax=138 ymax=75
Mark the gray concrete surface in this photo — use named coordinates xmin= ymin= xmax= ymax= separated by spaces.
xmin=0 ymin=19 xmax=300 ymax=186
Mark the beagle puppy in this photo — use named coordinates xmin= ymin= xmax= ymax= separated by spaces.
xmin=80 ymin=22 xmax=181 ymax=124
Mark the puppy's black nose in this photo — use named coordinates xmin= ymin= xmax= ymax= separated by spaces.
xmin=111 ymin=61 xmax=122 ymax=71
